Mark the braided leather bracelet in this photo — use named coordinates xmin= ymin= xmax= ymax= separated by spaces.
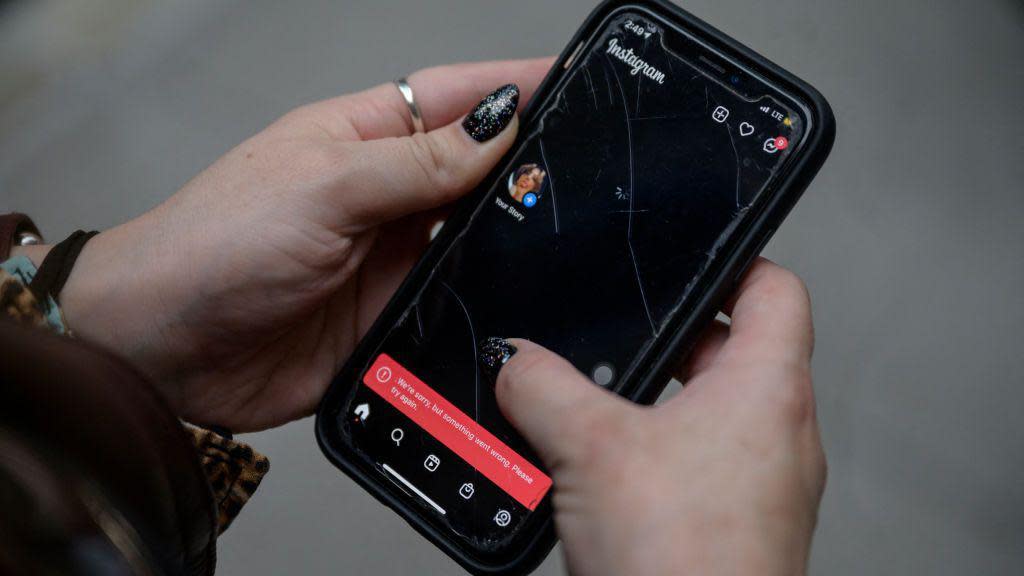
xmin=27 ymin=230 xmax=99 ymax=312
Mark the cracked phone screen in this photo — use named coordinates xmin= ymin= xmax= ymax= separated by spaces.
xmin=340 ymin=11 xmax=805 ymax=553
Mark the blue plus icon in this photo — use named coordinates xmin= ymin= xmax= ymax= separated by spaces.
xmin=522 ymin=193 xmax=537 ymax=208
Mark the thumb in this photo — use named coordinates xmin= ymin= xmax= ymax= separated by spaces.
xmin=492 ymin=339 xmax=635 ymax=471
xmin=333 ymin=84 xmax=520 ymax=228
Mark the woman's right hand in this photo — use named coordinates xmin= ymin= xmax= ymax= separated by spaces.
xmin=495 ymin=258 xmax=826 ymax=576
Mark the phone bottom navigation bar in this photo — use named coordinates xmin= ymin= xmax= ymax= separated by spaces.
xmin=362 ymin=353 xmax=552 ymax=510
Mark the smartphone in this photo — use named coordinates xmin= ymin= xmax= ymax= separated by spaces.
xmin=316 ymin=1 xmax=834 ymax=573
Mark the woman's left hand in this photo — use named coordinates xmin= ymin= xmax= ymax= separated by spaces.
xmin=38 ymin=58 xmax=552 ymax=431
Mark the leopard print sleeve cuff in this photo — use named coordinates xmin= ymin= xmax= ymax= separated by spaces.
xmin=186 ymin=427 xmax=270 ymax=533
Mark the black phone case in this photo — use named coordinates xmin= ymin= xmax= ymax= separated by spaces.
xmin=316 ymin=1 xmax=835 ymax=574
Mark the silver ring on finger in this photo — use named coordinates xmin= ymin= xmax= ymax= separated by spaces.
xmin=394 ymin=77 xmax=426 ymax=134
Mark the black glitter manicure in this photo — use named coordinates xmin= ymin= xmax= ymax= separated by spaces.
xmin=479 ymin=337 xmax=517 ymax=382
xmin=462 ymin=84 xmax=519 ymax=142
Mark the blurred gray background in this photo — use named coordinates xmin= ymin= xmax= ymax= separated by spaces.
xmin=1 ymin=0 xmax=1021 ymax=574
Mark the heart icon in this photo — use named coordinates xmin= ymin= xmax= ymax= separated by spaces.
xmin=739 ymin=122 xmax=755 ymax=137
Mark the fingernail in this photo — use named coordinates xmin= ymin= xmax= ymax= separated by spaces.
xmin=479 ymin=337 xmax=517 ymax=381
xmin=462 ymin=84 xmax=519 ymax=142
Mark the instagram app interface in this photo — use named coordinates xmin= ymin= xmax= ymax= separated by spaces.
xmin=337 ymin=12 xmax=805 ymax=550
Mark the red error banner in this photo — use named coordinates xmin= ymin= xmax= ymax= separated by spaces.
xmin=362 ymin=354 xmax=552 ymax=510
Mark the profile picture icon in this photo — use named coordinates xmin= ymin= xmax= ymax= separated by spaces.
xmin=507 ymin=163 xmax=547 ymax=208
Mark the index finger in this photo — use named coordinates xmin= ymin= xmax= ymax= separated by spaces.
xmin=310 ymin=57 xmax=555 ymax=140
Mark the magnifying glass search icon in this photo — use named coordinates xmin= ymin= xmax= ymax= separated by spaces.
xmin=391 ymin=428 xmax=404 ymax=446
